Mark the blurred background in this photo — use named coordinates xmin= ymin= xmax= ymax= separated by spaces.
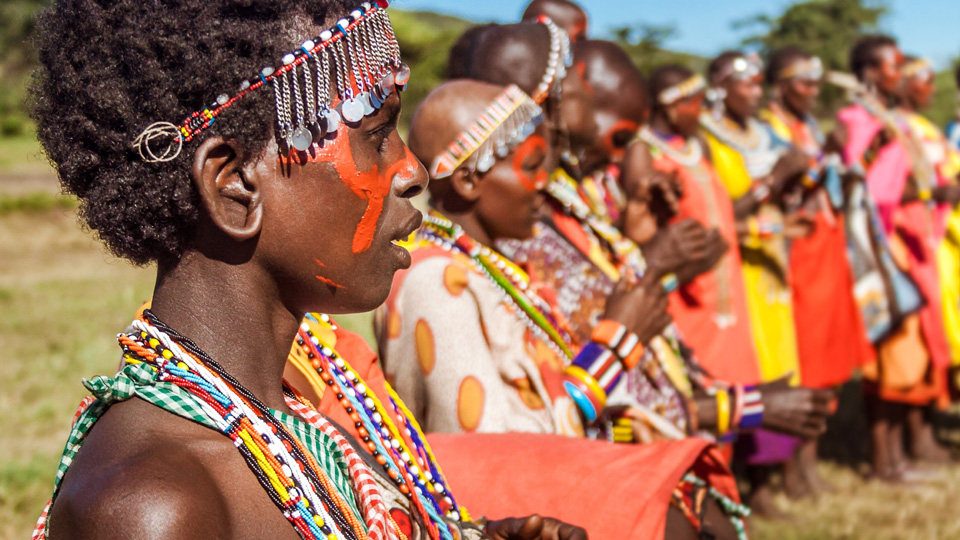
xmin=3 ymin=1 xmax=960 ymax=539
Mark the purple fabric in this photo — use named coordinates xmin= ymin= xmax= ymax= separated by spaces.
xmin=734 ymin=429 xmax=800 ymax=465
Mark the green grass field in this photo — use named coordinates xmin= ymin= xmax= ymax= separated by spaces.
xmin=2 ymin=140 xmax=960 ymax=539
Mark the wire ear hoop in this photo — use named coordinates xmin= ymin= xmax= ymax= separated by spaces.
xmin=133 ymin=122 xmax=183 ymax=163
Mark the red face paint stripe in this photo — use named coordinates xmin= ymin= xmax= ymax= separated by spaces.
xmin=512 ymin=135 xmax=548 ymax=192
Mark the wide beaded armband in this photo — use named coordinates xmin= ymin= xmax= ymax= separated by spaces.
xmin=738 ymin=385 xmax=764 ymax=431
xmin=591 ymin=319 xmax=645 ymax=370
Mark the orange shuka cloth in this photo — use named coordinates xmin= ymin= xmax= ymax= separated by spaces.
xmin=790 ymin=212 xmax=875 ymax=388
xmin=429 ymin=433 xmax=738 ymax=540
xmin=305 ymin=322 xmax=741 ymax=540
xmin=655 ymin=150 xmax=762 ymax=384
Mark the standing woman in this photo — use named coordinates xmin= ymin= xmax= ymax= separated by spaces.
xmin=761 ymin=46 xmax=874 ymax=495
xmin=837 ymin=35 xmax=952 ymax=480
xmin=699 ymin=52 xmax=811 ymax=516
xmin=29 ymin=1 xmax=584 ymax=539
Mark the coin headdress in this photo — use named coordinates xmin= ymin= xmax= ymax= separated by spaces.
xmin=429 ymin=85 xmax=544 ymax=179
xmin=134 ymin=0 xmax=409 ymax=163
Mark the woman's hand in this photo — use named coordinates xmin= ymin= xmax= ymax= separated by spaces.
xmin=486 ymin=515 xmax=588 ymax=540
xmin=758 ymin=376 xmax=833 ymax=439
xmin=603 ymin=272 xmax=672 ymax=345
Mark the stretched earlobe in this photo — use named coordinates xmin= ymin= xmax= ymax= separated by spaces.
xmin=450 ymin=166 xmax=482 ymax=203
xmin=191 ymin=137 xmax=263 ymax=243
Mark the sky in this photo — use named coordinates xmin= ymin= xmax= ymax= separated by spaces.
xmin=391 ymin=0 xmax=960 ymax=69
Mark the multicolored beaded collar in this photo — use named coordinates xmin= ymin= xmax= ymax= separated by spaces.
xmin=429 ymin=85 xmax=543 ymax=179
xmin=134 ymin=0 xmax=409 ymax=163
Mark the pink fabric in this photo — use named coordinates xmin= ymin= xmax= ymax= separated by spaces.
xmin=838 ymin=104 xmax=951 ymax=371
xmin=428 ymin=433 xmax=739 ymax=540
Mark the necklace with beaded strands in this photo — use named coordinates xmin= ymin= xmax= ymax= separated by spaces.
xmin=294 ymin=313 xmax=467 ymax=540
xmin=418 ymin=212 xmax=575 ymax=360
xmin=113 ymin=311 xmax=398 ymax=540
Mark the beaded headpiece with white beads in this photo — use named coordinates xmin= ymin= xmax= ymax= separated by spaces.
xmin=778 ymin=56 xmax=823 ymax=82
xmin=429 ymin=85 xmax=543 ymax=179
xmin=530 ymin=15 xmax=574 ymax=105
xmin=658 ymin=74 xmax=707 ymax=106
xmin=133 ymin=0 xmax=409 ymax=163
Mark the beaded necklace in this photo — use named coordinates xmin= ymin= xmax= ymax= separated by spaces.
xmin=636 ymin=127 xmax=704 ymax=168
xmin=698 ymin=113 xmax=767 ymax=154
xmin=419 ymin=212 xmax=575 ymax=360
xmin=294 ymin=313 xmax=466 ymax=540
xmin=119 ymin=312 xmax=391 ymax=540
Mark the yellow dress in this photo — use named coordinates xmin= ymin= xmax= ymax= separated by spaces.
xmin=907 ymin=113 xmax=960 ymax=365
xmin=702 ymin=120 xmax=801 ymax=384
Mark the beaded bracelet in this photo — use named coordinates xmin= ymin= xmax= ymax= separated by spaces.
xmin=591 ymin=319 xmax=645 ymax=370
xmin=661 ymin=273 xmax=679 ymax=293
xmin=738 ymin=385 xmax=764 ymax=430
xmin=750 ymin=181 xmax=771 ymax=204
xmin=730 ymin=384 xmax=745 ymax=429
xmin=562 ymin=342 xmax=622 ymax=423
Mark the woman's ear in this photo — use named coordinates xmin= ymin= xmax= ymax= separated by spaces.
xmin=450 ymin=166 xmax=482 ymax=203
xmin=191 ymin=137 xmax=263 ymax=242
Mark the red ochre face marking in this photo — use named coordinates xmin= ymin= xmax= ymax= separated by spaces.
xmin=414 ymin=318 xmax=435 ymax=375
xmin=314 ymin=259 xmax=345 ymax=289
xmin=457 ymin=376 xmax=485 ymax=432
xmin=283 ymin=135 xmax=420 ymax=254
xmin=512 ymin=135 xmax=548 ymax=192
xmin=442 ymin=262 xmax=469 ymax=296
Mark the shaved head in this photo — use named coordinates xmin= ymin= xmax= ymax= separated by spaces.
xmin=450 ymin=23 xmax=551 ymax=97
xmin=577 ymin=40 xmax=646 ymax=172
xmin=408 ymin=79 xmax=507 ymax=183
xmin=521 ymin=0 xmax=587 ymax=41
xmin=578 ymin=40 xmax=647 ymax=121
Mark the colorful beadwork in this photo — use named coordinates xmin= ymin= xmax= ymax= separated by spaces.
xmin=531 ymin=16 xmax=573 ymax=104
xmin=739 ymin=384 xmax=764 ymax=431
xmin=591 ymin=319 xmax=645 ymax=370
xmin=778 ymin=56 xmax=823 ymax=82
xmin=657 ymin=74 xmax=706 ymax=106
xmin=116 ymin=312 xmax=396 ymax=540
xmin=294 ymin=313 xmax=466 ymax=540
xmin=429 ymin=85 xmax=543 ymax=179
xmin=134 ymin=0 xmax=407 ymax=162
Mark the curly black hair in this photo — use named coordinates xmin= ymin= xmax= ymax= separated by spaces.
xmin=849 ymin=34 xmax=897 ymax=82
xmin=765 ymin=45 xmax=811 ymax=86
xmin=31 ymin=0 xmax=354 ymax=264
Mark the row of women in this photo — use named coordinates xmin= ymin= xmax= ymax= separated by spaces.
xmin=30 ymin=0 xmax=960 ymax=539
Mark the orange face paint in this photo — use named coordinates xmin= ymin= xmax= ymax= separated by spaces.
xmin=601 ymin=119 xmax=640 ymax=161
xmin=512 ymin=135 xmax=548 ymax=192
xmin=314 ymin=259 xmax=344 ymax=289
xmin=284 ymin=133 xmax=420 ymax=254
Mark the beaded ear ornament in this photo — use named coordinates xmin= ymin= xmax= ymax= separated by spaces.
xmin=133 ymin=0 xmax=410 ymax=163
xmin=530 ymin=15 xmax=574 ymax=105
xmin=429 ymin=85 xmax=543 ymax=179
xmin=658 ymin=74 xmax=706 ymax=106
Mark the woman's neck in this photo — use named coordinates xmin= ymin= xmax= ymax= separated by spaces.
xmin=649 ymin=114 xmax=684 ymax=140
xmin=150 ymin=252 xmax=300 ymax=412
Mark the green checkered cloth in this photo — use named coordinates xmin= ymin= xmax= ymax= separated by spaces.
xmin=44 ymin=359 xmax=366 ymax=536
xmin=271 ymin=409 xmax=364 ymax=525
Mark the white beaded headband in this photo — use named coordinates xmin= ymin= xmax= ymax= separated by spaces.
xmin=530 ymin=16 xmax=574 ymax=105
xmin=429 ymin=85 xmax=544 ymax=179
xmin=133 ymin=0 xmax=408 ymax=163
xmin=658 ymin=74 xmax=707 ymax=105
xmin=778 ymin=56 xmax=823 ymax=81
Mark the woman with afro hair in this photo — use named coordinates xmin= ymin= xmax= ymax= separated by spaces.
xmin=28 ymin=1 xmax=587 ymax=539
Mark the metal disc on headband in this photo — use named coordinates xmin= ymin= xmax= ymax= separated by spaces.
xmin=323 ymin=108 xmax=341 ymax=134
xmin=290 ymin=126 xmax=313 ymax=152
xmin=341 ymin=98 xmax=365 ymax=123
xmin=361 ymin=92 xmax=376 ymax=116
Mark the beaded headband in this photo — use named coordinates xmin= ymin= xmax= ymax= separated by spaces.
xmin=658 ymin=74 xmax=707 ymax=105
xmin=134 ymin=0 xmax=408 ymax=163
xmin=778 ymin=56 xmax=823 ymax=81
xmin=903 ymin=58 xmax=934 ymax=81
xmin=530 ymin=16 xmax=574 ymax=104
xmin=429 ymin=85 xmax=544 ymax=179
xmin=713 ymin=53 xmax=763 ymax=84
